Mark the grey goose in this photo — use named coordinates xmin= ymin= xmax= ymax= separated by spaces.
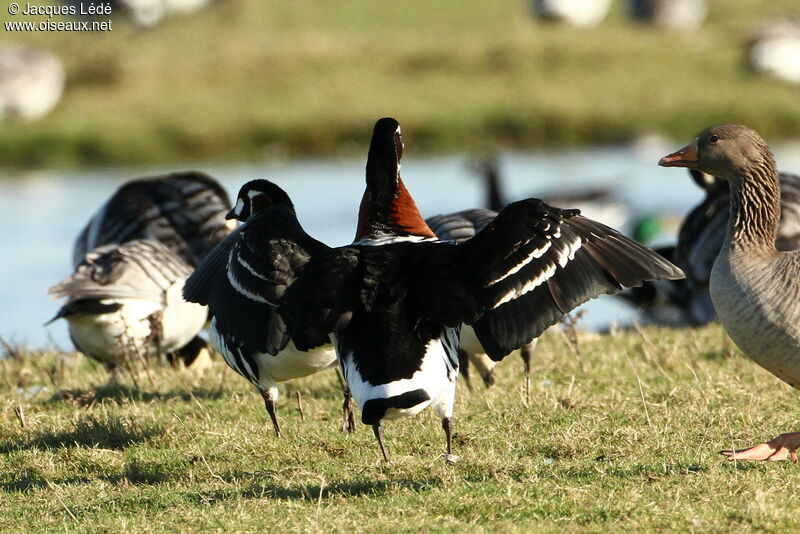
xmin=623 ymin=169 xmax=800 ymax=326
xmin=660 ymin=124 xmax=800 ymax=461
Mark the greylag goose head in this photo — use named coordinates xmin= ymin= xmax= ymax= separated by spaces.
xmin=659 ymin=125 xmax=777 ymax=186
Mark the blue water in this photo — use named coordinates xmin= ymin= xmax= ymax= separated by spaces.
xmin=4 ymin=140 xmax=800 ymax=350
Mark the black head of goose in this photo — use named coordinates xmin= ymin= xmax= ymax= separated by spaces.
xmin=184 ymin=179 xmax=342 ymax=438
xmin=48 ymin=239 xmax=208 ymax=371
xmin=661 ymin=124 xmax=800 ymax=461
xmin=238 ymin=117 xmax=682 ymax=463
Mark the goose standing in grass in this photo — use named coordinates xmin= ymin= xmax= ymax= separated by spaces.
xmin=48 ymin=239 xmax=208 ymax=372
xmin=660 ymin=124 xmax=800 ymax=461
xmin=183 ymin=181 xmax=345 ymax=437
xmin=50 ymin=171 xmax=234 ymax=371
xmin=214 ymin=117 xmax=682 ymax=462
xmin=622 ymin=169 xmax=800 ymax=325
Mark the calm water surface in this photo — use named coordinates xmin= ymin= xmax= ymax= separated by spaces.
xmin=5 ymin=141 xmax=800 ymax=349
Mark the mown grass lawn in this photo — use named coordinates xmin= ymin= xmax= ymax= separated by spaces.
xmin=2 ymin=323 xmax=800 ymax=532
xmin=2 ymin=0 xmax=800 ymax=168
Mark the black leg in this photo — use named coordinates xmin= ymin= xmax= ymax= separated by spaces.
xmin=442 ymin=417 xmax=458 ymax=464
xmin=342 ymin=387 xmax=356 ymax=433
xmin=442 ymin=418 xmax=452 ymax=456
xmin=372 ymin=423 xmax=389 ymax=462
xmin=261 ymin=389 xmax=282 ymax=438
xmin=520 ymin=340 xmax=536 ymax=404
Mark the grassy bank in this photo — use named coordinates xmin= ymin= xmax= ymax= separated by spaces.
xmin=3 ymin=324 xmax=800 ymax=532
xmin=1 ymin=1 xmax=799 ymax=168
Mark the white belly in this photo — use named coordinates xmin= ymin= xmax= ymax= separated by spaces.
xmin=209 ymin=320 xmax=337 ymax=390
xmin=68 ymin=299 xmax=160 ymax=364
xmin=339 ymin=328 xmax=459 ymax=421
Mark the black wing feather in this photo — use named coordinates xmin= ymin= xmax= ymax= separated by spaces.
xmin=184 ymin=204 xmax=329 ymax=355
xmin=442 ymin=199 xmax=683 ymax=359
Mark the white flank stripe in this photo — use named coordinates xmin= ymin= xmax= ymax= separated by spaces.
xmin=492 ymin=262 xmax=557 ymax=308
xmin=226 ymin=251 xmax=272 ymax=304
xmin=236 ymin=253 xmax=269 ymax=281
xmin=487 ymin=239 xmax=553 ymax=286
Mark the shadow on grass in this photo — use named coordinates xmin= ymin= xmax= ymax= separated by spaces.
xmin=194 ymin=476 xmax=440 ymax=503
xmin=49 ymin=383 xmax=226 ymax=407
xmin=0 ymin=413 xmax=165 ymax=454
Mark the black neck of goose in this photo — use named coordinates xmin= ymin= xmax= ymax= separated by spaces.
xmin=486 ymin=165 xmax=504 ymax=212
xmin=728 ymin=156 xmax=780 ymax=250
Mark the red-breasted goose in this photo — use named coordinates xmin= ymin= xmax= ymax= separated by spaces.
xmin=204 ymin=117 xmax=681 ymax=463
xmin=660 ymin=124 xmax=800 ymax=461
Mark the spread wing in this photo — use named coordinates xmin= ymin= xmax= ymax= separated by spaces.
xmin=259 ymin=199 xmax=682 ymax=361
xmin=451 ymin=199 xmax=684 ymax=359
xmin=183 ymin=204 xmax=329 ymax=355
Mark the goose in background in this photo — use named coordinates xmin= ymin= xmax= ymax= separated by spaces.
xmin=530 ymin=0 xmax=611 ymax=27
xmin=0 ymin=44 xmax=64 ymax=122
xmin=621 ymin=168 xmax=800 ymax=326
xmin=474 ymin=155 xmax=630 ymax=233
xmin=238 ymin=117 xmax=681 ymax=462
xmin=74 ymin=170 xmax=234 ymax=269
xmin=628 ymin=0 xmax=707 ymax=31
xmin=660 ymin=124 xmax=800 ymax=461
xmin=748 ymin=16 xmax=800 ymax=85
xmin=51 ymin=171 xmax=234 ymax=371
xmin=48 ymin=239 xmax=208 ymax=372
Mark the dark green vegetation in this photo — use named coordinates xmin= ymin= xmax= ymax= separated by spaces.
xmin=1 ymin=1 xmax=799 ymax=168
xmin=2 ymin=324 xmax=800 ymax=532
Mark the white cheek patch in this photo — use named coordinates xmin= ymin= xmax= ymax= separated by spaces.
xmin=233 ymin=198 xmax=245 ymax=217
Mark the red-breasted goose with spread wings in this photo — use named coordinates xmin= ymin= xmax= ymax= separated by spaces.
xmin=189 ymin=118 xmax=683 ymax=462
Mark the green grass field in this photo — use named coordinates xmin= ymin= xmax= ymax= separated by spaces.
xmin=3 ymin=324 xmax=800 ymax=532
xmin=2 ymin=1 xmax=800 ymax=168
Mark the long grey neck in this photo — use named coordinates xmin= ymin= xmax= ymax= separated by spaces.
xmin=726 ymin=158 xmax=780 ymax=252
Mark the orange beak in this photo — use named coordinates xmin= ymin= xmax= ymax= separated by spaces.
xmin=658 ymin=140 xmax=699 ymax=169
